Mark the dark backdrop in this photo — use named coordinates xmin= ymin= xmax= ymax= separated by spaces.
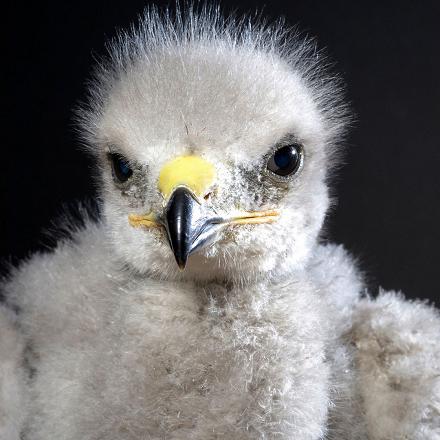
xmin=3 ymin=1 xmax=439 ymax=303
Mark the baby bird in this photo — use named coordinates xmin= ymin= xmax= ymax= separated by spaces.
xmin=1 ymin=6 xmax=439 ymax=440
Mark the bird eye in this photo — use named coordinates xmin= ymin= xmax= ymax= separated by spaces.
xmin=267 ymin=144 xmax=303 ymax=179
xmin=108 ymin=153 xmax=133 ymax=183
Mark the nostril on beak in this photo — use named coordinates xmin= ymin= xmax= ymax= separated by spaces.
xmin=203 ymin=186 xmax=219 ymax=201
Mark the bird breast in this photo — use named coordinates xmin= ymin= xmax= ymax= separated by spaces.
xmin=58 ymin=278 xmax=332 ymax=439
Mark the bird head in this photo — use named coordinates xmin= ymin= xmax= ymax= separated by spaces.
xmin=79 ymin=8 xmax=347 ymax=284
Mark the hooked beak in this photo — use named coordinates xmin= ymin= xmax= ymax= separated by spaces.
xmin=164 ymin=187 xmax=223 ymax=269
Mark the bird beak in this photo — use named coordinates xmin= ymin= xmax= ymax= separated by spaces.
xmin=164 ymin=186 xmax=224 ymax=269
xmin=157 ymin=155 xmax=220 ymax=269
xmin=128 ymin=155 xmax=280 ymax=270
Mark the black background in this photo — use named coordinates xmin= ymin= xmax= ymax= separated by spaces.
xmin=3 ymin=1 xmax=439 ymax=303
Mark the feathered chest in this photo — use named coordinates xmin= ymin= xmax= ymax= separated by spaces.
xmin=28 ymin=279 xmax=331 ymax=439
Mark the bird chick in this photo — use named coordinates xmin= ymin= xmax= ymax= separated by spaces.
xmin=1 ymin=6 xmax=439 ymax=440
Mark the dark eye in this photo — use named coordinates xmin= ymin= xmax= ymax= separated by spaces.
xmin=267 ymin=144 xmax=303 ymax=178
xmin=109 ymin=153 xmax=133 ymax=183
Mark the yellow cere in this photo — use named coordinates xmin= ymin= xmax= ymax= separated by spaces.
xmin=158 ymin=155 xmax=216 ymax=200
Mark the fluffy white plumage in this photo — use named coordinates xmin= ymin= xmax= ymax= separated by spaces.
xmin=1 ymin=6 xmax=439 ymax=439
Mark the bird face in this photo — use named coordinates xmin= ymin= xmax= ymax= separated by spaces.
xmin=88 ymin=43 xmax=338 ymax=283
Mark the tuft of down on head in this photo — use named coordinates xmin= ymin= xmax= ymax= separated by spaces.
xmin=76 ymin=5 xmax=350 ymax=284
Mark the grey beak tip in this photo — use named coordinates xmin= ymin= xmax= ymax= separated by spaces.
xmin=175 ymin=250 xmax=189 ymax=270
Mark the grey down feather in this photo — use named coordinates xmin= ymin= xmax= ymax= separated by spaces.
xmin=1 ymin=5 xmax=439 ymax=440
